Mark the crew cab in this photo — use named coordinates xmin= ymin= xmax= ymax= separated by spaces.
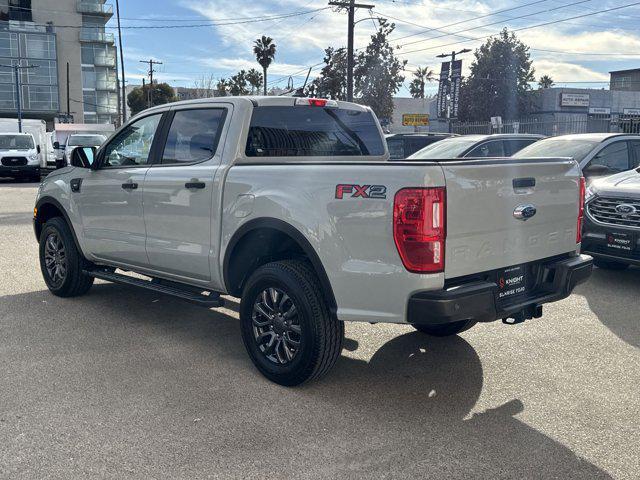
xmin=34 ymin=97 xmax=592 ymax=385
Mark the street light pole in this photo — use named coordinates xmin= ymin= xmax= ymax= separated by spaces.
xmin=0 ymin=63 xmax=38 ymax=132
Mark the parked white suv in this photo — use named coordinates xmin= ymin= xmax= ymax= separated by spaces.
xmin=33 ymin=97 xmax=592 ymax=385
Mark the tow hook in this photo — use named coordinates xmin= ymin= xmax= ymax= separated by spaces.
xmin=502 ymin=305 xmax=543 ymax=325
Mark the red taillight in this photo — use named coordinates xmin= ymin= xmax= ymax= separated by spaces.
xmin=308 ymin=98 xmax=327 ymax=107
xmin=294 ymin=97 xmax=338 ymax=107
xmin=577 ymin=177 xmax=585 ymax=243
xmin=393 ymin=187 xmax=446 ymax=273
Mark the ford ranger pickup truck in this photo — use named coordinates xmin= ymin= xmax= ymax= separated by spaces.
xmin=33 ymin=97 xmax=593 ymax=386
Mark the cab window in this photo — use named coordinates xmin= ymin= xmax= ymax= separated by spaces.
xmin=161 ymin=109 xmax=226 ymax=164
xmin=504 ymin=139 xmax=537 ymax=156
xmin=630 ymin=140 xmax=640 ymax=167
xmin=465 ymin=140 xmax=505 ymax=157
xmin=102 ymin=114 xmax=162 ymax=167
xmin=587 ymin=141 xmax=630 ymax=174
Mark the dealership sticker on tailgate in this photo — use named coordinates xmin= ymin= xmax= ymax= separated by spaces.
xmin=496 ymin=265 xmax=528 ymax=304
xmin=606 ymin=232 xmax=633 ymax=254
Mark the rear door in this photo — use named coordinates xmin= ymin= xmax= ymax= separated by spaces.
xmin=142 ymin=106 xmax=229 ymax=283
xmin=441 ymin=158 xmax=581 ymax=278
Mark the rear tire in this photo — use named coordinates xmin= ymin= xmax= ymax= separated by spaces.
xmin=240 ymin=260 xmax=344 ymax=386
xmin=594 ymin=258 xmax=629 ymax=270
xmin=39 ymin=217 xmax=94 ymax=297
xmin=412 ymin=319 xmax=477 ymax=337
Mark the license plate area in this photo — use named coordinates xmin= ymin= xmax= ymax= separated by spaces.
xmin=605 ymin=231 xmax=634 ymax=255
xmin=495 ymin=264 xmax=530 ymax=307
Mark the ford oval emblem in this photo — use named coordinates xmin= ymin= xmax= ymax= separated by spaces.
xmin=513 ymin=204 xmax=537 ymax=221
xmin=615 ymin=203 xmax=637 ymax=217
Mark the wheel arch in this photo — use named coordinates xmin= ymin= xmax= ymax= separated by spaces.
xmin=34 ymin=196 xmax=84 ymax=256
xmin=223 ymin=218 xmax=337 ymax=315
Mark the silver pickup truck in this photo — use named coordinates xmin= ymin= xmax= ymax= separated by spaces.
xmin=33 ymin=97 xmax=592 ymax=385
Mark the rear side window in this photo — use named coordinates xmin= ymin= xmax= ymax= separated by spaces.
xmin=246 ymin=106 xmax=384 ymax=157
xmin=504 ymin=139 xmax=537 ymax=156
xmin=161 ymin=109 xmax=226 ymax=164
xmin=386 ymin=137 xmax=404 ymax=159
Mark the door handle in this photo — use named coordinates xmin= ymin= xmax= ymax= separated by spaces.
xmin=185 ymin=181 xmax=206 ymax=190
xmin=121 ymin=182 xmax=138 ymax=190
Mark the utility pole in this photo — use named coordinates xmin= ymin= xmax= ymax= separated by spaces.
xmin=329 ymin=1 xmax=374 ymax=102
xmin=436 ymin=48 xmax=471 ymax=131
xmin=0 ymin=63 xmax=38 ymax=132
xmin=115 ymin=0 xmax=127 ymax=122
xmin=140 ymin=59 xmax=162 ymax=108
xmin=66 ymin=62 xmax=70 ymax=117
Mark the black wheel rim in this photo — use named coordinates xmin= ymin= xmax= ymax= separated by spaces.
xmin=44 ymin=232 xmax=67 ymax=286
xmin=252 ymin=287 xmax=301 ymax=365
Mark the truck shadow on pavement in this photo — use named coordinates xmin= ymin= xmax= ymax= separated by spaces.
xmin=0 ymin=284 xmax=611 ymax=479
xmin=576 ymin=266 xmax=640 ymax=349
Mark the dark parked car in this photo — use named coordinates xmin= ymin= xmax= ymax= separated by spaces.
xmin=513 ymin=133 xmax=640 ymax=184
xmin=385 ymin=133 xmax=454 ymax=160
xmin=406 ymin=134 xmax=544 ymax=160
xmin=582 ymin=168 xmax=640 ymax=270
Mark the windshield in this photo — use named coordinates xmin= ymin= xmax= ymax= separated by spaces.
xmin=512 ymin=138 xmax=599 ymax=161
xmin=0 ymin=134 xmax=34 ymax=150
xmin=408 ymin=137 xmax=481 ymax=159
xmin=67 ymin=134 xmax=106 ymax=147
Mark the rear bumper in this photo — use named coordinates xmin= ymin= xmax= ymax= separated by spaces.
xmin=408 ymin=254 xmax=593 ymax=325
xmin=0 ymin=164 xmax=40 ymax=177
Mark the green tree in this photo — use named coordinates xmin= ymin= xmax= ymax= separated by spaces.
xmin=409 ymin=66 xmax=435 ymax=98
xmin=227 ymin=70 xmax=249 ymax=96
xmin=309 ymin=47 xmax=348 ymax=100
xmin=354 ymin=19 xmax=406 ymax=122
xmin=458 ymin=28 xmax=535 ymax=121
xmin=127 ymin=82 xmax=176 ymax=116
xmin=253 ymin=35 xmax=276 ymax=95
xmin=245 ymin=68 xmax=264 ymax=95
xmin=215 ymin=78 xmax=229 ymax=96
xmin=538 ymin=74 xmax=555 ymax=89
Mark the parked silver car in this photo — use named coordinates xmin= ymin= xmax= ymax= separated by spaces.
xmin=406 ymin=134 xmax=545 ymax=160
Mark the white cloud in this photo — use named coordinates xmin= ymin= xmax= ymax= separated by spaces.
xmin=532 ymin=59 xmax=608 ymax=83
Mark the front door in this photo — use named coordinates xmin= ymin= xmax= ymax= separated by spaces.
xmin=143 ymin=107 xmax=228 ymax=282
xmin=76 ymin=113 xmax=164 ymax=267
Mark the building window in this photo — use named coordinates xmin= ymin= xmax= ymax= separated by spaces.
xmin=0 ymin=32 xmax=19 ymax=58
xmin=0 ymin=83 xmax=15 ymax=109
xmin=23 ymin=33 xmax=56 ymax=60
xmin=24 ymin=84 xmax=58 ymax=111
xmin=24 ymin=59 xmax=57 ymax=85
xmin=0 ymin=0 xmax=33 ymax=22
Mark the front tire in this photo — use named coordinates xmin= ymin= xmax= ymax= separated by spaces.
xmin=412 ymin=319 xmax=477 ymax=337
xmin=240 ymin=260 xmax=344 ymax=386
xmin=39 ymin=217 xmax=94 ymax=297
xmin=594 ymin=258 xmax=629 ymax=270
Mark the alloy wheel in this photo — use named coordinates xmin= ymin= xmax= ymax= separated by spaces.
xmin=252 ymin=287 xmax=301 ymax=365
xmin=44 ymin=232 xmax=67 ymax=286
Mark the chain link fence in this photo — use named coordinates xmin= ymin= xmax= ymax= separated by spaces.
xmin=451 ymin=115 xmax=640 ymax=136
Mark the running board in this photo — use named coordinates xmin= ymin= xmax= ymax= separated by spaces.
xmin=84 ymin=268 xmax=225 ymax=308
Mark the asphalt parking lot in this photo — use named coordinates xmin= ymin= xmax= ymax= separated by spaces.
xmin=0 ymin=179 xmax=638 ymax=479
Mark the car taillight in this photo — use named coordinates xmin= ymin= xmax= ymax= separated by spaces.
xmin=577 ymin=176 xmax=585 ymax=243
xmin=393 ymin=187 xmax=446 ymax=273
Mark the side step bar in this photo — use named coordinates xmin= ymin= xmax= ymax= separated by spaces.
xmin=84 ymin=268 xmax=225 ymax=308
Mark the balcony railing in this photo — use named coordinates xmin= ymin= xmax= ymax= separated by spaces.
xmin=93 ymin=53 xmax=116 ymax=67
xmin=79 ymin=28 xmax=114 ymax=43
xmin=95 ymin=79 xmax=117 ymax=91
xmin=77 ymin=2 xmax=113 ymax=16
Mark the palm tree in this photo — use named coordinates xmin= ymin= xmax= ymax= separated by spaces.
xmin=409 ymin=66 xmax=435 ymax=98
xmin=245 ymin=68 xmax=264 ymax=95
xmin=253 ymin=36 xmax=276 ymax=95
xmin=538 ymin=75 xmax=555 ymax=89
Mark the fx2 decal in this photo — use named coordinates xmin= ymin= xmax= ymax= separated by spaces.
xmin=335 ymin=184 xmax=387 ymax=200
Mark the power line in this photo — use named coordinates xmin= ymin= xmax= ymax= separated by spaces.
xmin=396 ymin=1 xmax=640 ymax=56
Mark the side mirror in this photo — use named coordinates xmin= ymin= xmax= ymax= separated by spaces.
xmin=70 ymin=146 xmax=97 ymax=169
xmin=53 ymin=141 xmax=60 ymax=149
xmin=36 ymin=144 xmax=41 ymax=154
xmin=583 ymin=163 xmax=612 ymax=177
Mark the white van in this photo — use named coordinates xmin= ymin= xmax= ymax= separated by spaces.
xmin=0 ymin=118 xmax=48 ymax=168
xmin=0 ymin=132 xmax=41 ymax=181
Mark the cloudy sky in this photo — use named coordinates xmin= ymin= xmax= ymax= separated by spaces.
xmin=113 ymin=0 xmax=640 ymax=95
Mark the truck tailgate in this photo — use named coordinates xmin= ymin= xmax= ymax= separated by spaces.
xmin=441 ymin=158 xmax=581 ymax=279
